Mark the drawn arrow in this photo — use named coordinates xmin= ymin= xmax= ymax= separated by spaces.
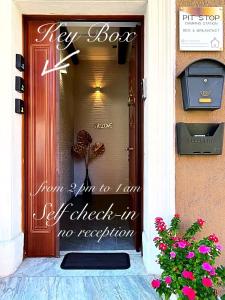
xmin=41 ymin=50 xmax=80 ymax=76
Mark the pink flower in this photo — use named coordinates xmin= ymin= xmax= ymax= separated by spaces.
xmin=202 ymin=277 xmax=213 ymax=288
xmin=155 ymin=217 xmax=167 ymax=232
xmin=210 ymin=268 xmax=216 ymax=276
xmin=155 ymin=217 xmax=163 ymax=223
xmin=165 ymin=276 xmax=172 ymax=285
xmin=153 ymin=237 xmax=160 ymax=242
xmin=208 ymin=234 xmax=219 ymax=243
xmin=170 ymin=251 xmax=176 ymax=258
xmin=182 ymin=286 xmax=196 ymax=300
xmin=151 ymin=279 xmax=161 ymax=289
xmin=216 ymin=244 xmax=223 ymax=251
xmin=197 ymin=218 xmax=205 ymax=227
xmin=198 ymin=245 xmax=211 ymax=254
xmin=177 ymin=241 xmax=188 ymax=248
xmin=156 ymin=219 xmax=167 ymax=232
xmin=174 ymin=214 xmax=180 ymax=218
xmin=182 ymin=270 xmax=195 ymax=280
xmin=186 ymin=252 xmax=195 ymax=259
xmin=157 ymin=224 xmax=167 ymax=232
xmin=202 ymin=262 xmax=213 ymax=272
xmin=159 ymin=243 xmax=167 ymax=251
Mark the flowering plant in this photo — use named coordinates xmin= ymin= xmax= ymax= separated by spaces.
xmin=151 ymin=215 xmax=225 ymax=300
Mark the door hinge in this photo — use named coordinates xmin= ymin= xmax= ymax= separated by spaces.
xmin=141 ymin=78 xmax=147 ymax=101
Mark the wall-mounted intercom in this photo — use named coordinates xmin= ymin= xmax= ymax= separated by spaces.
xmin=178 ymin=59 xmax=225 ymax=110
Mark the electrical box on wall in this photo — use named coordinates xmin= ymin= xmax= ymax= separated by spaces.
xmin=16 ymin=54 xmax=25 ymax=72
xmin=15 ymin=76 xmax=25 ymax=93
xmin=176 ymin=122 xmax=224 ymax=155
xmin=178 ymin=59 xmax=225 ymax=110
xmin=15 ymin=99 xmax=24 ymax=114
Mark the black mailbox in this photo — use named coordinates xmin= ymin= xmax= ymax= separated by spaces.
xmin=178 ymin=59 xmax=225 ymax=110
xmin=176 ymin=122 xmax=224 ymax=155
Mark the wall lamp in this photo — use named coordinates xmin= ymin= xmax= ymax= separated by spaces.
xmin=94 ymin=86 xmax=102 ymax=93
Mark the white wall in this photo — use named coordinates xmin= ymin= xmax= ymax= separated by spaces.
xmin=0 ymin=0 xmax=24 ymax=277
xmin=142 ymin=0 xmax=176 ymax=274
xmin=14 ymin=0 xmax=147 ymax=15
xmin=73 ymin=60 xmax=129 ymax=194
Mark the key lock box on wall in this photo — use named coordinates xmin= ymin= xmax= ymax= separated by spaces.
xmin=15 ymin=54 xmax=25 ymax=114
xmin=176 ymin=59 xmax=225 ymax=155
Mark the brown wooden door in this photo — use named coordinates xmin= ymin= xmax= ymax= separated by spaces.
xmin=24 ymin=20 xmax=57 ymax=256
xmin=128 ymin=27 xmax=142 ymax=251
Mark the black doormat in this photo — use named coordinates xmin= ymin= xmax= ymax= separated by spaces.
xmin=60 ymin=252 xmax=130 ymax=270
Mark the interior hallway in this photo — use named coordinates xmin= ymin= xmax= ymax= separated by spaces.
xmin=60 ymin=194 xmax=135 ymax=251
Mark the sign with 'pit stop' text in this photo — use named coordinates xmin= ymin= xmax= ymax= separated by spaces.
xmin=179 ymin=7 xmax=223 ymax=51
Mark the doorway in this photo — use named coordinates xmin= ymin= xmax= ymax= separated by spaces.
xmin=24 ymin=16 xmax=144 ymax=257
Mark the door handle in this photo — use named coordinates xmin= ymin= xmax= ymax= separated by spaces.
xmin=126 ymin=147 xmax=134 ymax=151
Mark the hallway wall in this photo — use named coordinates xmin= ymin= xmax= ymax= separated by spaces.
xmin=58 ymin=54 xmax=76 ymax=205
xmin=73 ymin=60 xmax=129 ymax=194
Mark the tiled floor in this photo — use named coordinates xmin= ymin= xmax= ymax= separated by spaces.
xmin=0 ymin=254 xmax=160 ymax=300
xmin=0 ymin=275 xmax=160 ymax=300
xmin=60 ymin=195 xmax=136 ymax=251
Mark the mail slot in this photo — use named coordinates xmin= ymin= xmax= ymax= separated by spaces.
xmin=178 ymin=59 xmax=225 ymax=110
xmin=176 ymin=123 xmax=224 ymax=155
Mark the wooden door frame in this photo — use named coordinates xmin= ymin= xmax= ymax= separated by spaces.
xmin=23 ymin=15 xmax=144 ymax=256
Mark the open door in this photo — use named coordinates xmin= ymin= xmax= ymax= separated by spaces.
xmin=24 ymin=20 xmax=57 ymax=256
xmin=128 ymin=26 xmax=142 ymax=251
xmin=24 ymin=17 xmax=143 ymax=256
